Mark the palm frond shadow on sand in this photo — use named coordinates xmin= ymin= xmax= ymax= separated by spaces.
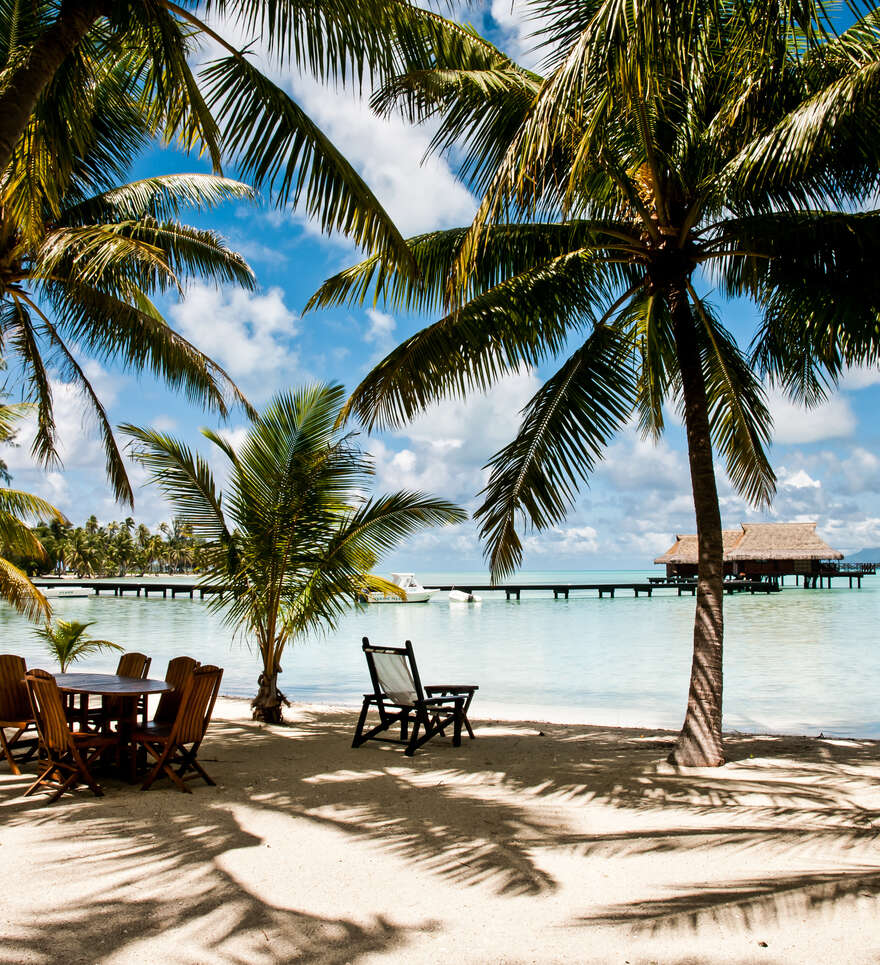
xmin=3 ymin=706 xmax=880 ymax=959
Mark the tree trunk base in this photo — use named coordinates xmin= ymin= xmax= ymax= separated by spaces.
xmin=667 ymin=725 xmax=725 ymax=767
xmin=251 ymin=672 xmax=290 ymax=724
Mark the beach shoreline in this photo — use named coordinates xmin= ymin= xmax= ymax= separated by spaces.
xmin=4 ymin=698 xmax=880 ymax=963
xmin=220 ymin=691 xmax=880 ymax=742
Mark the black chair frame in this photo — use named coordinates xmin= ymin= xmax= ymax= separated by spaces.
xmin=352 ymin=637 xmax=477 ymax=756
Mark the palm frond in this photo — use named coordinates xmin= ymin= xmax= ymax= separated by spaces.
xmin=342 ymin=247 xmax=633 ymax=430
xmin=689 ymin=291 xmax=776 ymax=507
xmin=121 ymin=424 xmax=230 ymax=543
xmin=0 ymin=556 xmax=50 ymax=622
xmin=60 ymin=174 xmax=255 ymax=226
xmin=42 ymin=282 xmax=254 ymax=419
xmin=199 ymin=51 xmax=416 ymax=272
xmin=475 ymin=326 xmax=638 ymax=580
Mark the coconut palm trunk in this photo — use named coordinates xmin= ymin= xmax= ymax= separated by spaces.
xmin=669 ymin=285 xmax=725 ymax=767
xmin=0 ymin=1 xmax=106 ymax=174
xmin=254 ymin=667 xmax=288 ymax=724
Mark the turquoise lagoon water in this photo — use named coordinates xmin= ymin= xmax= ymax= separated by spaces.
xmin=4 ymin=569 xmax=880 ymax=738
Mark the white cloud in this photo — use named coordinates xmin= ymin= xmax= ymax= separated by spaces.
xmin=168 ymin=283 xmax=300 ymax=398
xmin=779 ymin=468 xmax=821 ymax=490
xmin=287 ymin=78 xmax=476 ymax=237
xmin=524 ymin=524 xmax=600 ymax=557
xmin=151 ymin=415 xmax=177 ymax=433
xmin=596 ymin=430 xmax=686 ymax=493
xmin=368 ymin=368 xmax=540 ymax=506
xmin=199 ymin=15 xmax=476 ymax=240
xmin=767 ymin=386 xmax=856 ymax=444
xmin=489 ymin=0 xmax=552 ymax=69
xmin=840 ymin=365 xmax=880 ymax=390
xmin=364 ymin=308 xmax=395 ymax=343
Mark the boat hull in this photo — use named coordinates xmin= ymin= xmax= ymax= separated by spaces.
xmin=449 ymin=589 xmax=482 ymax=603
xmin=363 ymin=589 xmax=438 ymax=604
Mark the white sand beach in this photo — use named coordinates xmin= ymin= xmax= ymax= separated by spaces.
xmin=3 ymin=697 xmax=880 ymax=964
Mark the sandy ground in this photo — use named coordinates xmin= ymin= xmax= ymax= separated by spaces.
xmin=3 ymin=697 xmax=880 ymax=964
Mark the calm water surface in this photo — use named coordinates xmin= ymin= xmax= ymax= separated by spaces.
xmin=4 ymin=569 xmax=879 ymax=737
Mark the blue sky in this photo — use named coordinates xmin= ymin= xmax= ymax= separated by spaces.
xmin=4 ymin=3 xmax=880 ymax=570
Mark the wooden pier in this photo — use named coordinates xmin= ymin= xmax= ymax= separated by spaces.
xmin=426 ymin=579 xmax=779 ymax=599
xmin=32 ymin=580 xmax=226 ymax=599
xmin=32 ymin=577 xmax=785 ymax=601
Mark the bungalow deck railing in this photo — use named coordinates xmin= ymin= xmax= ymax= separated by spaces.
xmin=819 ymin=561 xmax=877 ymax=575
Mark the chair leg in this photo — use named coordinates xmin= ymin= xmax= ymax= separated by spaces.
xmin=0 ymin=727 xmax=21 ymax=776
xmin=70 ymin=746 xmax=104 ymax=798
xmin=23 ymin=762 xmax=56 ymax=797
xmin=405 ymin=711 xmax=429 ymax=757
xmin=175 ymin=744 xmax=215 ymax=786
xmin=140 ymin=743 xmax=191 ymax=793
xmin=453 ymin=699 xmax=463 ymax=747
xmin=182 ymin=757 xmax=216 ymax=786
xmin=46 ymin=769 xmax=87 ymax=805
xmin=351 ymin=699 xmax=371 ymax=748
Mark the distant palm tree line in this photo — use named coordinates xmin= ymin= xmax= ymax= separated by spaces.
xmin=22 ymin=517 xmax=208 ymax=579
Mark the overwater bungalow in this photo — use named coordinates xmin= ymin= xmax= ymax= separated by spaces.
xmin=654 ymin=522 xmax=844 ymax=580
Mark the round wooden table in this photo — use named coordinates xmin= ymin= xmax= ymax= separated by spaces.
xmin=54 ymin=673 xmax=171 ymax=781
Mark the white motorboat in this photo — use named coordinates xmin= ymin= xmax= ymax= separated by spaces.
xmin=448 ymin=589 xmax=482 ymax=603
xmin=42 ymin=586 xmax=91 ymax=599
xmin=362 ymin=573 xmax=439 ymax=604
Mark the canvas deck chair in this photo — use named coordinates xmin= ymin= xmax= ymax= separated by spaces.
xmin=352 ymin=637 xmax=478 ymax=756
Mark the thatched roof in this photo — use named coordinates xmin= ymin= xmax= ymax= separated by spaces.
xmin=727 ymin=522 xmax=842 ymax=560
xmin=653 ymin=522 xmax=843 ymax=564
xmin=654 ymin=530 xmax=742 ymax=564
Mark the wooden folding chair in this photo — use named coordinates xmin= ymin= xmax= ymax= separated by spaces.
xmin=24 ymin=669 xmax=116 ymax=804
xmin=85 ymin=651 xmax=153 ymax=729
xmin=131 ymin=665 xmax=223 ymax=793
xmin=352 ymin=637 xmax=478 ymax=756
xmin=0 ymin=655 xmax=38 ymax=775
xmin=146 ymin=656 xmax=199 ymax=726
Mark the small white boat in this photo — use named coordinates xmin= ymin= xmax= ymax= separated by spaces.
xmin=449 ymin=589 xmax=482 ymax=603
xmin=42 ymin=586 xmax=91 ymax=599
xmin=362 ymin=573 xmax=439 ymax=604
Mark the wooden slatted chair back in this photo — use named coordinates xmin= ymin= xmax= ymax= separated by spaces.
xmin=0 ymin=654 xmax=30 ymax=723
xmin=25 ymin=669 xmax=74 ymax=755
xmin=117 ymin=652 xmax=151 ymax=679
xmin=154 ymin=656 xmax=199 ymax=724
xmin=170 ymin=665 xmax=222 ymax=745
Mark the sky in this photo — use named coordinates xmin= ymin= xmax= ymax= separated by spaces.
xmin=4 ymin=2 xmax=880 ymax=571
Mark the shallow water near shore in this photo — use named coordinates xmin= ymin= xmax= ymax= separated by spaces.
xmin=4 ymin=569 xmax=879 ymax=738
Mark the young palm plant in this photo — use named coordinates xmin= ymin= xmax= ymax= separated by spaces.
xmin=309 ymin=1 xmax=880 ymax=764
xmin=33 ymin=619 xmax=122 ymax=673
xmin=123 ymin=383 xmax=466 ymax=723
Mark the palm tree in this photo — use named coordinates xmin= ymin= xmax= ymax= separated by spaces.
xmin=309 ymin=1 xmax=880 ymax=765
xmin=33 ymin=619 xmax=122 ymax=673
xmin=0 ymin=42 xmax=258 ymax=504
xmin=123 ymin=383 xmax=466 ymax=722
xmin=0 ymin=1 xmax=420 ymax=270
